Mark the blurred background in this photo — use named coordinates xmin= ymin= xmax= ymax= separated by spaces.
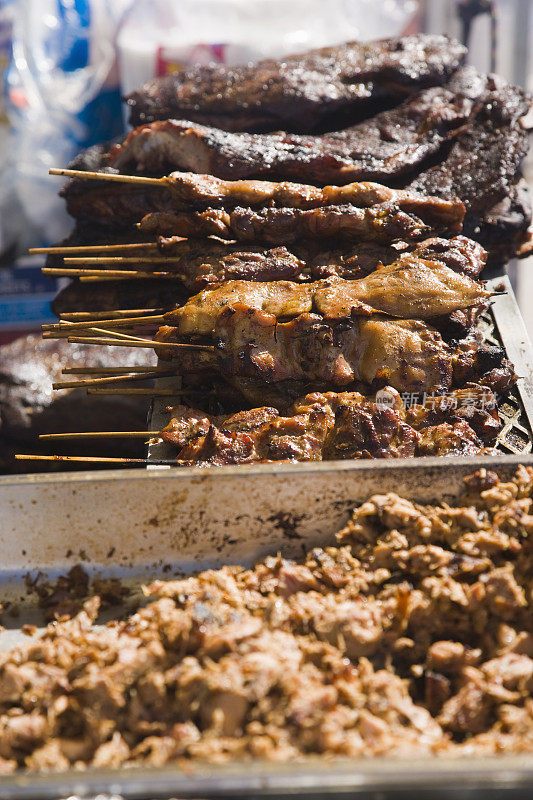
xmin=0 ymin=0 xmax=531 ymax=345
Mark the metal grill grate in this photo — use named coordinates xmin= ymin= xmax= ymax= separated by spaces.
xmin=477 ymin=306 xmax=533 ymax=454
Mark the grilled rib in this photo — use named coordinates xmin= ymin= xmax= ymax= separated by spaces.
xmin=159 ymin=383 xmax=498 ymax=465
xmin=125 ymin=34 xmax=466 ymax=132
xmin=110 ymin=87 xmax=475 ymax=182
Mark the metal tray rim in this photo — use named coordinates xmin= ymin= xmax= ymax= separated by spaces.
xmin=2 ymin=753 xmax=533 ymax=799
xmin=3 ymin=451 xmax=533 ymax=488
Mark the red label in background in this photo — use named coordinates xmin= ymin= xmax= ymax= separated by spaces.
xmin=156 ymin=44 xmax=227 ymax=76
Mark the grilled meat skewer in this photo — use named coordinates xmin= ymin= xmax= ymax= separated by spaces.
xmin=159 ymin=384 xmax=499 ymax=465
xmin=156 ymin=304 xmax=515 ymax=397
xmin=138 ymin=199 xmax=464 ymax=244
xmin=162 ymin=259 xmax=489 ymax=336
xmin=156 ymin=308 xmax=455 ymax=394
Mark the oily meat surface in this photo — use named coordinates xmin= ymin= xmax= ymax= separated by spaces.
xmin=166 ymin=260 xmax=487 ymax=335
xmin=125 ymin=34 xmax=466 ymax=131
xmin=1 ymin=467 xmax=531 ymax=773
xmin=160 ymin=385 xmax=499 ymax=465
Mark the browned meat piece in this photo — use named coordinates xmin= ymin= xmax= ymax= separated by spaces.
xmin=0 ymin=336 xmax=154 ymax=474
xmin=154 ymin=235 xmax=485 ymax=288
xmin=211 ymin=307 xmax=453 ymax=393
xmin=452 ymin=335 xmax=517 ymax=395
xmin=473 ymin=182 xmax=532 ymax=268
xmin=110 ymin=88 xmax=475 ymax=183
xmin=138 ymin=197 xmax=464 ymax=244
xmin=405 ymin=385 xmax=501 ymax=444
xmin=165 ymin=261 xmax=488 ymax=336
xmin=411 ymin=236 xmax=487 ymax=280
xmin=159 ymin=383 xmax=501 ymax=466
xmin=125 ymin=34 xmax=466 ymax=131
xmin=416 ymin=420 xmax=495 ymax=457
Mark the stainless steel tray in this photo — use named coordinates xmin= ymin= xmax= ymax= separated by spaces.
xmin=147 ymin=274 xmax=533 ymax=462
xmin=1 ymin=454 xmax=533 ymax=798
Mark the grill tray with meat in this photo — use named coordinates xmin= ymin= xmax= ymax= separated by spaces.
xmin=0 ymin=465 xmax=531 ymax=774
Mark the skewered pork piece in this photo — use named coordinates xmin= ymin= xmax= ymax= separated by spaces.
xmin=138 ymin=197 xmax=465 ymax=244
xmin=126 ymin=34 xmax=466 ymax=131
xmin=159 ymin=384 xmax=498 ymax=465
xmin=156 ymin=302 xmax=515 ymax=397
xmin=156 ymin=307 xmax=454 ymax=394
xmin=153 ymin=234 xmax=487 ymax=287
xmin=164 ymin=260 xmax=488 ymax=336
xmin=66 ymin=175 xmax=468 ymax=226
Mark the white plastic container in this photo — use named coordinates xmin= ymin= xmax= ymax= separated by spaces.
xmin=117 ymin=0 xmax=420 ymax=98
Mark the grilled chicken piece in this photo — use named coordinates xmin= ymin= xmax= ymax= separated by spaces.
xmin=164 ymin=261 xmax=488 ymax=335
xmin=207 ymin=306 xmax=453 ymax=393
xmin=159 ymin=383 xmax=499 ymax=466
xmin=138 ymin=196 xmax=464 ymax=243
xmin=125 ymin=34 xmax=466 ymax=131
xmin=111 ymin=87 xmax=475 ymax=183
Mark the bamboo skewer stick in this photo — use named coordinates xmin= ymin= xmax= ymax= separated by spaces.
xmin=42 ymin=268 xmax=177 ymax=279
xmin=49 ymin=167 xmax=165 ymax=186
xmin=63 ymin=256 xmax=182 ymax=264
xmin=15 ymin=454 xmax=183 ymax=465
xmin=62 ymin=366 xmax=165 ymax=375
xmin=87 ymin=387 xmax=199 ymax=396
xmin=43 ymin=327 xmax=142 ymax=342
xmin=67 ymin=336 xmax=214 ymax=351
xmin=39 ymin=431 xmax=159 ymax=439
xmin=61 ymin=309 xmax=162 ymax=320
xmin=52 ymin=370 xmax=175 ymax=389
xmin=29 ymin=242 xmax=158 ymax=255
xmin=45 ymin=314 xmax=166 ymax=331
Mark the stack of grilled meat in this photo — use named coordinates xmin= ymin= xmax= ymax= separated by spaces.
xmin=45 ymin=34 xmax=532 ymax=465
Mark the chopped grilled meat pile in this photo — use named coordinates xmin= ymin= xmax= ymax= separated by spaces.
xmin=1 ymin=466 xmax=532 ymax=773
xmin=125 ymin=34 xmax=467 ymax=132
xmin=159 ymin=384 xmax=499 ymax=465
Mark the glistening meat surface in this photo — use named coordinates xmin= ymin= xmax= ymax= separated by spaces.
xmin=159 ymin=384 xmax=499 ymax=465
xmin=165 ymin=260 xmax=488 ymax=336
xmin=110 ymin=87 xmax=476 ymax=182
xmin=138 ymin=199 xmax=464 ymax=244
xmin=125 ymin=34 xmax=466 ymax=131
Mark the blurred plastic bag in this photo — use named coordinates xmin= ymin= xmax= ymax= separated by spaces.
xmin=6 ymin=0 xmax=133 ymax=249
xmin=118 ymin=0 xmax=420 ymax=97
